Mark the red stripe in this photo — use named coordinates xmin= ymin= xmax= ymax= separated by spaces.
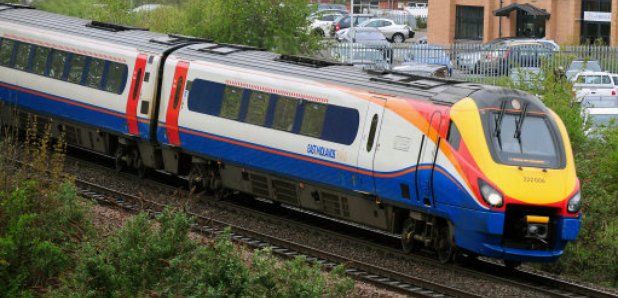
xmin=165 ymin=61 xmax=190 ymax=146
xmin=126 ymin=53 xmax=148 ymax=135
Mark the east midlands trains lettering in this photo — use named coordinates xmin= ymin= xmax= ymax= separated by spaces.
xmin=307 ymin=144 xmax=336 ymax=159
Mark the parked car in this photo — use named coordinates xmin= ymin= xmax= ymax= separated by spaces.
xmin=572 ymin=71 xmax=617 ymax=103
xmin=392 ymin=62 xmax=450 ymax=78
xmin=582 ymin=107 xmax=618 ymax=137
xmin=336 ymin=27 xmax=393 ymax=63
xmin=581 ymin=96 xmax=618 ymax=108
xmin=337 ymin=49 xmax=391 ymax=71
xmin=330 ymin=14 xmax=374 ymax=37
xmin=355 ymin=18 xmax=414 ymax=43
xmin=308 ymin=10 xmax=346 ymax=37
xmin=309 ymin=3 xmax=348 ymax=12
xmin=566 ymin=59 xmax=602 ymax=81
xmin=403 ymin=44 xmax=452 ymax=76
xmin=456 ymin=38 xmax=557 ymax=73
xmin=477 ymin=42 xmax=552 ymax=74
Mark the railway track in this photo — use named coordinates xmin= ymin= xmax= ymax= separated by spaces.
xmin=10 ymin=149 xmax=616 ymax=298
xmin=75 ymin=177 xmax=481 ymax=298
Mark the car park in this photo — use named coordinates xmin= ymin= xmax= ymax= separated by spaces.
xmin=355 ymin=18 xmax=414 ymax=43
xmin=572 ymin=71 xmax=617 ymax=103
xmin=336 ymin=27 xmax=393 ymax=63
xmin=566 ymin=59 xmax=602 ymax=81
xmin=403 ymin=44 xmax=452 ymax=76
xmin=330 ymin=14 xmax=374 ymax=37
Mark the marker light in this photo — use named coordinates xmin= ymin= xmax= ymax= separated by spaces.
xmin=567 ymin=191 xmax=581 ymax=213
xmin=479 ymin=179 xmax=504 ymax=208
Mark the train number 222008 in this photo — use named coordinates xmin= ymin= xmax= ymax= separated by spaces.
xmin=523 ymin=176 xmax=546 ymax=183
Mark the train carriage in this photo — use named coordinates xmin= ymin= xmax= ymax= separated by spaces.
xmin=0 ymin=4 xmax=581 ymax=266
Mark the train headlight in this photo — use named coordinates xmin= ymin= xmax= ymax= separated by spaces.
xmin=567 ymin=191 xmax=581 ymax=213
xmin=479 ymin=179 xmax=503 ymax=208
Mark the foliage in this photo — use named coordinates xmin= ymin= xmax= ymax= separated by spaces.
xmin=58 ymin=214 xmax=354 ymax=297
xmin=31 ymin=0 xmax=322 ymax=55
xmin=415 ymin=16 xmax=427 ymax=30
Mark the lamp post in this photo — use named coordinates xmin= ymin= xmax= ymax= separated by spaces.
xmin=349 ymin=0 xmax=354 ymax=62
xmin=499 ymin=0 xmax=503 ymax=38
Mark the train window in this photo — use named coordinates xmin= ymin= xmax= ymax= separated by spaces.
xmin=321 ymin=105 xmax=359 ymax=145
xmin=31 ymin=46 xmax=51 ymax=76
xmin=219 ymin=86 xmax=243 ymax=120
xmin=187 ymin=79 xmax=225 ymax=116
xmin=245 ymin=91 xmax=270 ymax=126
xmin=173 ymin=76 xmax=184 ymax=109
xmin=85 ymin=58 xmax=106 ymax=89
xmin=300 ymin=102 xmax=327 ymax=138
xmin=105 ymin=62 xmax=127 ymax=94
xmin=366 ymin=114 xmax=379 ymax=152
xmin=447 ymin=121 xmax=461 ymax=151
xmin=0 ymin=39 xmax=15 ymax=67
xmin=48 ymin=50 xmax=68 ymax=80
xmin=272 ymin=96 xmax=299 ymax=132
xmin=13 ymin=42 xmax=32 ymax=71
xmin=67 ymin=54 xmax=87 ymax=84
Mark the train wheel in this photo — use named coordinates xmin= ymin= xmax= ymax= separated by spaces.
xmin=114 ymin=146 xmax=126 ymax=172
xmin=435 ymin=225 xmax=455 ymax=264
xmin=188 ymin=164 xmax=207 ymax=194
xmin=401 ymin=218 xmax=416 ymax=253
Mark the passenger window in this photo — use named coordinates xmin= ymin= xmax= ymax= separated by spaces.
xmin=85 ymin=58 xmax=105 ymax=89
xmin=447 ymin=121 xmax=461 ymax=151
xmin=67 ymin=54 xmax=86 ymax=84
xmin=31 ymin=46 xmax=50 ymax=76
xmin=0 ymin=39 xmax=15 ymax=66
xmin=366 ymin=114 xmax=378 ymax=152
xmin=13 ymin=42 xmax=32 ymax=71
xmin=272 ymin=96 xmax=298 ymax=132
xmin=219 ymin=86 xmax=243 ymax=120
xmin=48 ymin=50 xmax=68 ymax=80
xmin=300 ymin=102 xmax=327 ymax=138
xmin=105 ymin=62 xmax=126 ymax=94
xmin=173 ymin=76 xmax=183 ymax=109
xmin=245 ymin=91 xmax=270 ymax=126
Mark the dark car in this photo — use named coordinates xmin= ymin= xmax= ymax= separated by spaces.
xmin=330 ymin=14 xmax=374 ymax=37
xmin=336 ymin=27 xmax=393 ymax=64
xmin=404 ymin=44 xmax=453 ymax=76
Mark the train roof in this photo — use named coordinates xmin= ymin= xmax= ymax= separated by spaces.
xmin=0 ymin=4 xmax=490 ymax=105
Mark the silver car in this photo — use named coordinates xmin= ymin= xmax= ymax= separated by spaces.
xmin=356 ymin=18 xmax=414 ymax=43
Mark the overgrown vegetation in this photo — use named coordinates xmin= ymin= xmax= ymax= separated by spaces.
xmin=27 ymin=0 xmax=322 ymax=55
xmin=0 ymin=118 xmax=354 ymax=296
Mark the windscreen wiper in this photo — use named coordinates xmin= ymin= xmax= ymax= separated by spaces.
xmin=494 ymin=99 xmax=507 ymax=149
xmin=514 ymin=103 xmax=529 ymax=148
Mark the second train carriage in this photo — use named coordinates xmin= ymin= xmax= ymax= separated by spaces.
xmin=0 ymin=4 xmax=581 ymax=265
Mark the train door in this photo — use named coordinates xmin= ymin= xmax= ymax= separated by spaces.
xmin=416 ymin=111 xmax=443 ymax=208
xmin=164 ymin=61 xmax=189 ymax=146
xmin=356 ymin=97 xmax=386 ymax=194
xmin=126 ymin=53 xmax=148 ymax=136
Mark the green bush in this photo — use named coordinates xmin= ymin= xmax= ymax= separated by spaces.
xmin=415 ymin=17 xmax=427 ymax=30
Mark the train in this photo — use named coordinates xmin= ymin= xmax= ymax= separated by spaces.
xmin=0 ymin=4 xmax=581 ymax=266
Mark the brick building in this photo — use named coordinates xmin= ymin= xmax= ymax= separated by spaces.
xmin=310 ymin=0 xmax=420 ymax=12
xmin=427 ymin=0 xmax=618 ymax=46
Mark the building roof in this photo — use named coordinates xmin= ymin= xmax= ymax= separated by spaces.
xmin=493 ymin=3 xmax=550 ymax=19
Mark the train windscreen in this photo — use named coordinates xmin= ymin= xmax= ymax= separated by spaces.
xmin=488 ymin=112 xmax=561 ymax=168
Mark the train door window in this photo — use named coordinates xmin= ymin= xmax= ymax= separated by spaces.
xmin=447 ymin=121 xmax=461 ymax=151
xmin=31 ymin=46 xmax=51 ymax=76
xmin=300 ymin=102 xmax=327 ymax=138
xmin=172 ymin=76 xmax=184 ymax=109
xmin=67 ymin=54 xmax=87 ymax=84
xmin=366 ymin=114 xmax=379 ymax=152
xmin=219 ymin=86 xmax=243 ymax=120
xmin=0 ymin=39 xmax=15 ymax=67
xmin=245 ymin=91 xmax=270 ymax=126
xmin=48 ymin=50 xmax=68 ymax=80
xmin=13 ymin=42 xmax=32 ymax=71
xmin=85 ymin=58 xmax=105 ymax=89
xmin=272 ymin=96 xmax=299 ymax=132
xmin=105 ymin=62 xmax=127 ymax=94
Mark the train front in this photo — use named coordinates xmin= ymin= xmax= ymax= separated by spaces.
xmin=448 ymin=87 xmax=581 ymax=263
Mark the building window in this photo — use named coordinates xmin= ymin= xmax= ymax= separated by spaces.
xmin=455 ymin=6 xmax=484 ymax=40
xmin=581 ymin=0 xmax=612 ymax=44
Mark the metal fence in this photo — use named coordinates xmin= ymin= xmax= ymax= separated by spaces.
xmin=326 ymin=42 xmax=618 ymax=87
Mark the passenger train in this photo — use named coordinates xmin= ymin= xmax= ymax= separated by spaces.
xmin=0 ymin=4 xmax=581 ymax=266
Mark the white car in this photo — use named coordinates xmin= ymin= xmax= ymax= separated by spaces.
xmin=356 ymin=18 xmax=414 ymax=43
xmin=572 ymin=71 xmax=618 ymax=103
xmin=582 ymin=107 xmax=618 ymax=137
xmin=308 ymin=11 xmax=345 ymax=37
